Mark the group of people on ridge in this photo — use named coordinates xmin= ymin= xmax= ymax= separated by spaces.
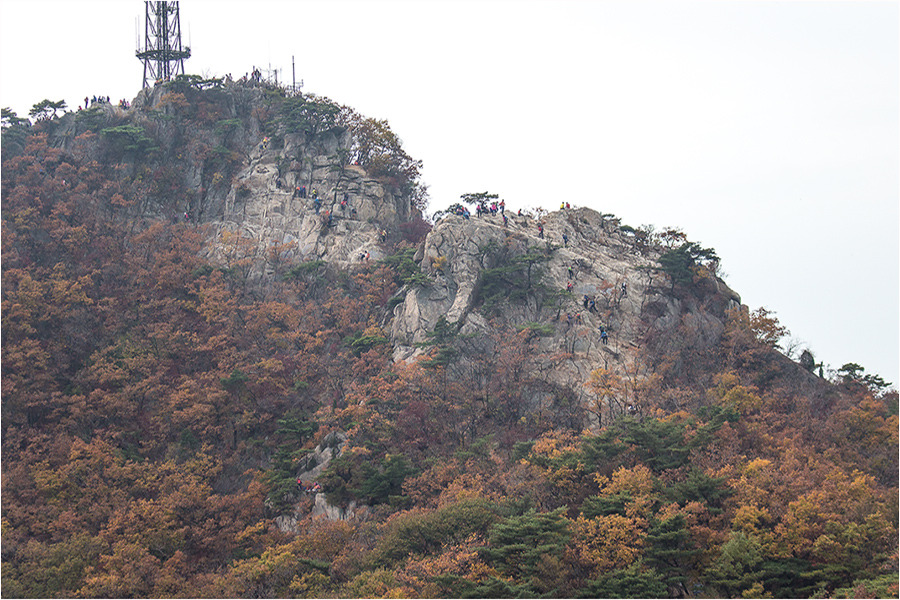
xmin=297 ymin=480 xmax=323 ymax=495
xmin=81 ymin=96 xmax=129 ymax=110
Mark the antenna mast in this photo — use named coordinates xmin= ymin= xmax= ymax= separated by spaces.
xmin=136 ymin=1 xmax=191 ymax=88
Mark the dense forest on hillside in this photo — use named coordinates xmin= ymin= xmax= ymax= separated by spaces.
xmin=2 ymin=79 xmax=898 ymax=598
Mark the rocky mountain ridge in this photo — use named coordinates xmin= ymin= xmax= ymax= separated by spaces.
xmin=393 ymin=207 xmax=743 ymax=419
xmin=47 ymin=78 xmax=748 ymax=424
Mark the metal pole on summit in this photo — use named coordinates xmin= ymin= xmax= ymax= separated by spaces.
xmin=136 ymin=1 xmax=191 ymax=89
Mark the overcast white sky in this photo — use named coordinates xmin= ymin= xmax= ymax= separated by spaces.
xmin=1 ymin=0 xmax=898 ymax=387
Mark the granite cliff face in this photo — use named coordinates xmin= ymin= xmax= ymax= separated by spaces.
xmin=211 ymin=133 xmax=409 ymax=273
xmin=50 ymin=78 xmax=743 ymax=427
xmin=53 ymin=80 xmax=417 ymax=278
xmin=390 ymin=207 xmax=742 ymax=421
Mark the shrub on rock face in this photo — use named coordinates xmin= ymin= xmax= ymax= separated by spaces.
xmin=658 ymin=241 xmax=718 ymax=291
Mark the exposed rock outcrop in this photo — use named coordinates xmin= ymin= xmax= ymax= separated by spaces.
xmin=210 ymin=133 xmax=412 ymax=272
xmin=279 ymin=432 xmax=369 ymax=527
xmin=390 ymin=207 xmax=742 ymax=421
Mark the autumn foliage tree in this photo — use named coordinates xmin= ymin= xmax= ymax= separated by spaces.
xmin=2 ymin=82 xmax=896 ymax=599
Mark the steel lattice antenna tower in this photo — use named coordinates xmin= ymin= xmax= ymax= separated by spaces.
xmin=136 ymin=1 xmax=191 ymax=89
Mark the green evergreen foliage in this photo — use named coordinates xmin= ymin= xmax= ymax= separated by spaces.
xmin=644 ymin=514 xmax=697 ymax=594
xmin=356 ymin=453 xmax=416 ymax=505
xmin=100 ymin=124 xmax=159 ymax=156
xmin=436 ymin=575 xmax=540 ymax=599
xmin=706 ymin=532 xmax=765 ymax=597
xmin=1 ymin=107 xmax=30 ymax=156
xmin=459 ymin=191 xmax=499 ymax=206
xmin=283 ymin=259 xmax=326 ymax=282
xmin=276 ymin=95 xmax=340 ymax=138
xmin=320 ymin=453 xmax=416 ymax=507
xmin=618 ymin=417 xmax=693 ymax=472
xmin=514 ymin=321 xmax=555 ymax=337
xmin=581 ymin=491 xmax=633 ymax=518
xmin=580 ymin=426 xmax=628 ymax=469
xmin=837 ymin=362 xmax=892 ymax=391
xmin=658 ymin=241 xmax=719 ymax=289
xmin=167 ymin=73 xmax=224 ymax=93
xmin=28 ymin=98 xmax=67 ymax=121
xmin=667 ymin=468 xmax=732 ymax=513
xmin=379 ymin=247 xmax=432 ymax=287
xmin=480 ymin=508 xmax=571 ymax=581
xmin=416 ymin=315 xmax=460 ymax=368
xmin=476 ymin=243 xmax=554 ymax=316
xmin=830 ymin=573 xmax=900 ymax=599
xmin=369 ymin=498 xmax=500 ymax=566
xmin=220 ymin=368 xmax=249 ymax=390
xmin=576 ymin=562 xmax=668 ymax=599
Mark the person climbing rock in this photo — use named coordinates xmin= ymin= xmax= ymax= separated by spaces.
xmin=563 ymin=233 xmax=569 ymax=247
xmin=538 ymin=223 xmax=544 ymax=239
xmin=566 ymin=281 xmax=574 ymax=292
xmin=600 ymin=328 xmax=609 ymax=345
xmin=621 ymin=282 xmax=627 ymax=297
xmin=583 ymin=294 xmax=589 ymax=309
